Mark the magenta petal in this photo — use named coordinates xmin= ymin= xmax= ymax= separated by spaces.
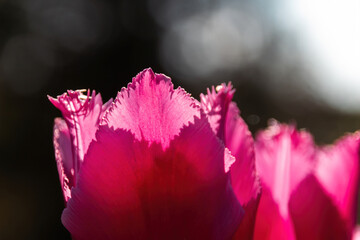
xmin=200 ymin=83 xmax=261 ymax=201
xmin=255 ymin=121 xmax=316 ymax=218
xmin=226 ymin=103 xmax=261 ymax=239
xmin=254 ymin=186 xmax=296 ymax=240
xmin=289 ymin=175 xmax=350 ymax=240
xmin=49 ymin=90 xmax=107 ymax=175
xmin=233 ymin=197 xmax=262 ymax=240
xmin=62 ymin=115 xmax=243 ymax=240
xmin=255 ymin=122 xmax=359 ymax=239
xmin=102 ymin=68 xmax=200 ymax=149
xmin=315 ymin=133 xmax=360 ymax=230
xmin=200 ymin=83 xmax=261 ymax=239
xmin=53 ymin=118 xmax=74 ymax=202
xmin=100 ymin=98 xmax=113 ymax=119
xmin=200 ymin=83 xmax=235 ymax=141
xmin=226 ymin=102 xmax=260 ymax=202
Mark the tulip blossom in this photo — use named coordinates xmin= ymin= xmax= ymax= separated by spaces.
xmin=254 ymin=121 xmax=360 ymax=240
xmin=50 ymin=68 xmax=247 ymax=239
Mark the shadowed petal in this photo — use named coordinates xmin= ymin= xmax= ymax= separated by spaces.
xmin=315 ymin=133 xmax=360 ymax=231
xmin=289 ymin=175 xmax=350 ymax=240
xmin=53 ymin=118 xmax=74 ymax=202
xmin=62 ymin=115 xmax=243 ymax=240
xmin=254 ymin=186 xmax=296 ymax=240
xmin=102 ymin=68 xmax=200 ymax=149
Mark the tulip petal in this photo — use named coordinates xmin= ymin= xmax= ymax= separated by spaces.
xmin=255 ymin=121 xmax=316 ymax=218
xmin=200 ymin=83 xmax=235 ymax=141
xmin=62 ymin=115 xmax=243 ymax=240
xmin=100 ymin=98 xmax=113 ymax=119
xmin=49 ymin=90 xmax=107 ymax=175
xmin=227 ymin=103 xmax=261 ymax=239
xmin=315 ymin=133 xmax=360 ymax=230
xmin=352 ymin=226 xmax=360 ymax=240
xmin=254 ymin=186 xmax=296 ymax=240
xmin=200 ymin=84 xmax=261 ymax=203
xmin=102 ymin=68 xmax=200 ymax=149
xmin=226 ymin=102 xmax=260 ymax=202
xmin=289 ymin=175 xmax=350 ymax=240
xmin=200 ymin=83 xmax=261 ymax=239
xmin=53 ymin=118 xmax=74 ymax=202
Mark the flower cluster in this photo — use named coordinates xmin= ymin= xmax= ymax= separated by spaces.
xmin=50 ymin=68 xmax=360 ymax=240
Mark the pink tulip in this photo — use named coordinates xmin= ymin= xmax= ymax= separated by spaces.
xmin=199 ymin=83 xmax=261 ymax=239
xmin=254 ymin=121 xmax=360 ymax=240
xmin=50 ymin=69 xmax=246 ymax=239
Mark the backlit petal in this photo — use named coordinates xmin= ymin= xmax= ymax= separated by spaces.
xmin=200 ymin=83 xmax=235 ymax=141
xmin=102 ymin=68 xmax=200 ymax=149
xmin=62 ymin=115 xmax=243 ymax=240
xmin=200 ymin=83 xmax=261 ymax=239
xmin=255 ymin=121 xmax=315 ymax=218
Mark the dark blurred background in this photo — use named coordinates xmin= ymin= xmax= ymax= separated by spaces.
xmin=0 ymin=0 xmax=359 ymax=239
